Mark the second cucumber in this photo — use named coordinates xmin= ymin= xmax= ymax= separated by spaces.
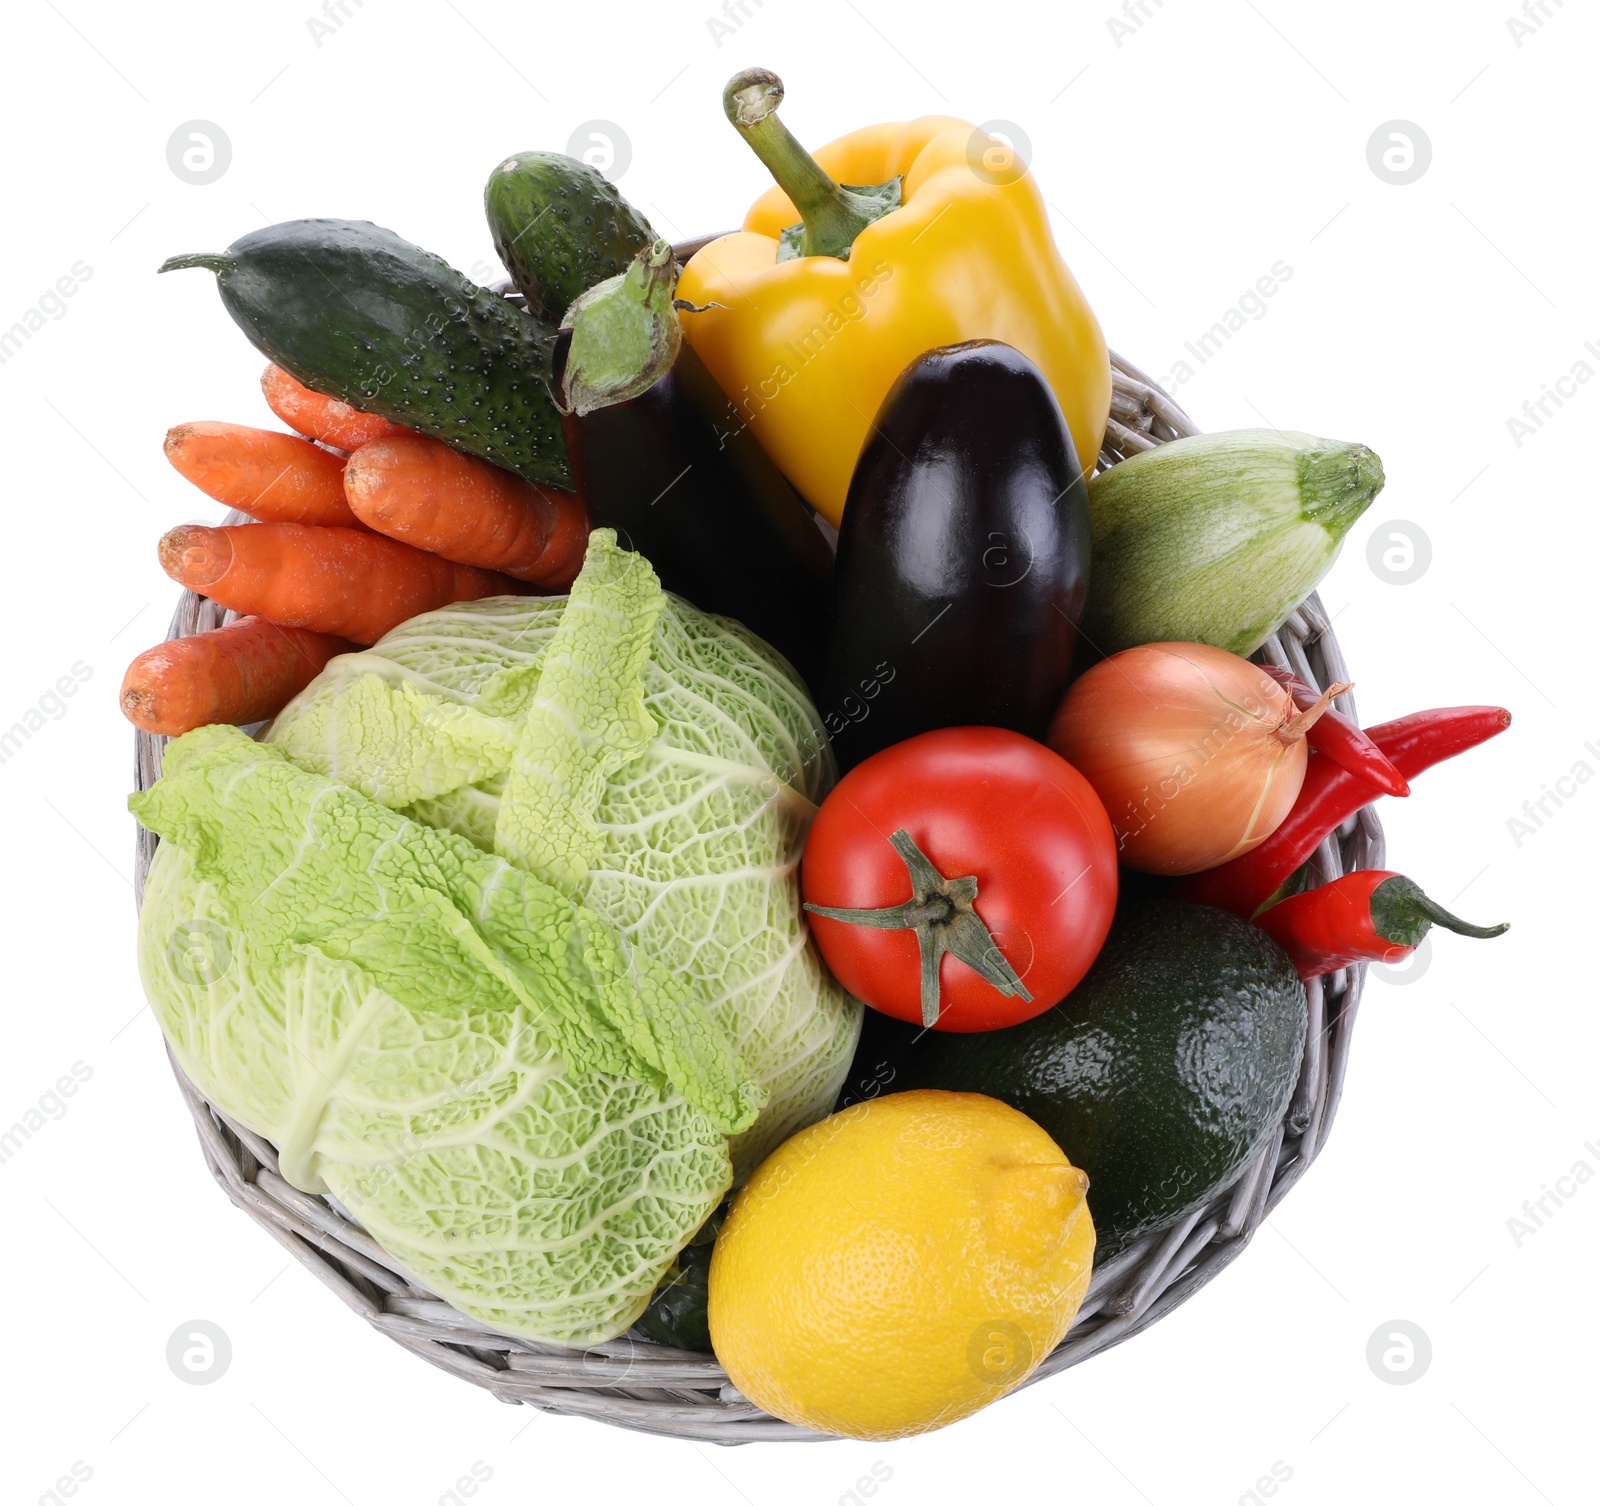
xmin=485 ymin=151 xmax=658 ymax=323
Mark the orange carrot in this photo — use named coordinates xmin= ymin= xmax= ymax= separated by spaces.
xmin=345 ymin=434 xmax=588 ymax=588
xmin=260 ymin=364 xmax=409 ymax=451
xmin=121 ymin=616 xmax=356 ymax=736
xmin=164 ymin=421 xmax=360 ymax=527
xmin=158 ymin=522 xmax=524 ymax=644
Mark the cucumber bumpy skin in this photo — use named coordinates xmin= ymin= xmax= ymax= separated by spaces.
xmin=485 ymin=152 xmax=657 ymax=324
xmin=162 ymin=219 xmax=569 ymax=489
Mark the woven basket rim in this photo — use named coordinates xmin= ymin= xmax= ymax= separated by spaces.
xmin=130 ymin=323 xmax=1382 ymax=1443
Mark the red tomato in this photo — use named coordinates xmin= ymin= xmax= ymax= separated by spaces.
xmin=801 ymin=727 xmax=1118 ymax=1031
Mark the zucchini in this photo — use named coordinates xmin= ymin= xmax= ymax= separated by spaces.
xmin=485 ymin=152 xmax=657 ymax=323
xmin=1084 ymin=429 xmax=1384 ymax=656
xmin=161 ymin=219 xmax=569 ymax=488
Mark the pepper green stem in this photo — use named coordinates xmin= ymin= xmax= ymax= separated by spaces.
xmin=722 ymin=68 xmax=901 ymax=262
xmin=558 ymin=238 xmax=681 ymax=416
xmin=804 ymin=828 xmax=1033 ymax=1027
xmin=1371 ymin=875 xmax=1510 ymax=947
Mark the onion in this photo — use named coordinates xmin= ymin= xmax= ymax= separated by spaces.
xmin=1046 ymin=642 xmax=1349 ymax=876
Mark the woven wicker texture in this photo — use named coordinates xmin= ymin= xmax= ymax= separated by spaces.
xmin=132 ymin=341 xmax=1382 ymax=1444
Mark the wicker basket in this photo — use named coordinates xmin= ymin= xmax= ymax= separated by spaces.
xmin=132 ymin=323 xmax=1382 ymax=1443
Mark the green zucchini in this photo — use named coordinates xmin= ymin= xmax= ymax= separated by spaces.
xmin=161 ymin=219 xmax=569 ymax=488
xmin=1083 ymin=429 xmax=1384 ymax=656
xmin=484 ymin=152 xmax=657 ymax=323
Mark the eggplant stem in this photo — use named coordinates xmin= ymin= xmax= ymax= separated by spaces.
xmin=803 ymin=827 xmax=1032 ymax=1027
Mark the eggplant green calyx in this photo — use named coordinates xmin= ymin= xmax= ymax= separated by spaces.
xmin=722 ymin=67 xmax=901 ymax=263
xmin=1371 ymin=874 xmax=1510 ymax=947
xmin=804 ymin=828 xmax=1033 ymax=1027
xmin=559 ymin=238 xmax=680 ymax=416
xmin=1297 ymin=440 xmax=1385 ymax=531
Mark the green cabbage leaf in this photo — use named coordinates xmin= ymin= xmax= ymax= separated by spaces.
xmin=270 ymin=532 xmax=859 ymax=1174
xmin=133 ymin=532 xmax=859 ymax=1345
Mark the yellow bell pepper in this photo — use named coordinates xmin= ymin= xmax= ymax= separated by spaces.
xmin=676 ymin=70 xmax=1110 ymax=528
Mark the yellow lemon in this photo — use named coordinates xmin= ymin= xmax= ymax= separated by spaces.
xmin=707 ymin=1089 xmax=1095 ymax=1439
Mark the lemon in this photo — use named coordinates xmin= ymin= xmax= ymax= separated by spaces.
xmin=707 ymin=1089 xmax=1095 ymax=1439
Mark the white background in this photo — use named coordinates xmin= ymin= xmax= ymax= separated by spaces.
xmin=1 ymin=1 xmax=1594 ymax=1502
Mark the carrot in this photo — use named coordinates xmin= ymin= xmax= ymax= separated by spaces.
xmin=121 ymin=616 xmax=356 ymax=736
xmin=345 ymin=434 xmax=589 ymax=588
xmin=164 ymin=421 xmax=360 ymax=527
xmin=158 ymin=522 xmax=524 ymax=644
xmin=260 ymin=364 xmax=409 ymax=451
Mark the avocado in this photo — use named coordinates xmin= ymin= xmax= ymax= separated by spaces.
xmin=834 ymin=1004 xmax=926 ymax=1113
xmin=904 ymin=901 xmax=1307 ymax=1253
xmin=634 ymin=1210 xmax=722 ymax=1353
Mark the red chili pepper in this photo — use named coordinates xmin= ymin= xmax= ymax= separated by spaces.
xmin=1256 ymin=869 xmax=1508 ymax=979
xmin=1259 ymin=665 xmax=1409 ymax=797
xmin=1177 ymin=705 xmax=1512 ymax=917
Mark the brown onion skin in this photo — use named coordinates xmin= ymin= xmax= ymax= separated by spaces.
xmin=1047 ymin=642 xmax=1306 ymax=876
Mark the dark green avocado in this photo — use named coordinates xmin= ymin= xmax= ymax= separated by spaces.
xmin=634 ymin=1214 xmax=720 ymax=1352
xmin=904 ymin=900 xmax=1308 ymax=1253
xmin=161 ymin=219 xmax=569 ymax=488
xmin=485 ymin=151 xmax=657 ymax=324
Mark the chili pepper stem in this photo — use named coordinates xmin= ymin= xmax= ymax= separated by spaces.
xmin=1274 ymin=679 xmax=1352 ymax=745
xmin=1372 ymin=874 xmax=1509 ymax=944
xmin=804 ymin=828 xmax=1033 ymax=1027
xmin=721 ymin=68 xmax=900 ymax=261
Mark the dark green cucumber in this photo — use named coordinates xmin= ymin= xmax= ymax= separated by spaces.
xmin=161 ymin=219 xmax=569 ymax=488
xmin=485 ymin=152 xmax=657 ymax=322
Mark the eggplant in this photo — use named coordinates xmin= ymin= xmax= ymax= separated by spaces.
xmin=821 ymin=341 xmax=1089 ymax=770
xmin=554 ymin=240 xmax=833 ymax=691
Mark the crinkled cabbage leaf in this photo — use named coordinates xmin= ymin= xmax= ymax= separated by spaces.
xmin=133 ymin=532 xmax=859 ymax=1345
xmin=270 ymin=532 xmax=859 ymax=1173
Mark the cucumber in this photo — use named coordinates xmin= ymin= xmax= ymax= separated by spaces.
xmin=1084 ymin=429 xmax=1383 ymax=656
xmin=161 ymin=219 xmax=569 ymax=488
xmin=485 ymin=152 xmax=657 ymax=323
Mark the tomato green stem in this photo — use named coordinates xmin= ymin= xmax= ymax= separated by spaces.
xmin=804 ymin=828 xmax=1032 ymax=1027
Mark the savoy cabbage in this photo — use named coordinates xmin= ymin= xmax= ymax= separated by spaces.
xmin=134 ymin=532 xmax=860 ymax=1345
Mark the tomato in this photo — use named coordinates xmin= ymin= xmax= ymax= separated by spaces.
xmin=801 ymin=726 xmax=1118 ymax=1032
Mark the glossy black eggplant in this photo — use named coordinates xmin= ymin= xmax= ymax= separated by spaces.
xmin=821 ymin=340 xmax=1090 ymax=770
xmin=554 ymin=241 xmax=833 ymax=691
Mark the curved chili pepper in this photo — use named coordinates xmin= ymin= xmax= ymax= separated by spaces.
xmin=1260 ymin=665 xmax=1409 ymax=797
xmin=1256 ymin=869 xmax=1508 ymax=979
xmin=1177 ymin=705 xmax=1512 ymax=917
